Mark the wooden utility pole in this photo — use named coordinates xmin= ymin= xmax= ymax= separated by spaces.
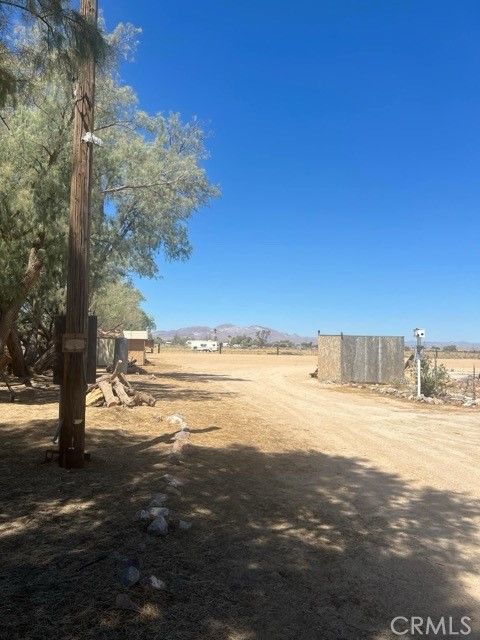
xmin=59 ymin=0 xmax=98 ymax=468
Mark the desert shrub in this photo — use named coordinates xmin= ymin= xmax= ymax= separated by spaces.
xmin=420 ymin=356 xmax=450 ymax=397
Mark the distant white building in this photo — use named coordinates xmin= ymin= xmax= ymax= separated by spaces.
xmin=187 ymin=340 xmax=218 ymax=352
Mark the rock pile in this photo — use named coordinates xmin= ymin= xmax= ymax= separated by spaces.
xmin=114 ymin=415 xmax=196 ymax=613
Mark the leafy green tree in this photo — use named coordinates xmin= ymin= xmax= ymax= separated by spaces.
xmin=0 ymin=23 xmax=219 ymax=368
xmin=172 ymin=334 xmax=190 ymax=346
xmin=0 ymin=0 xmax=106 ymax=106
xmin=91 ymin=280 xmax=154 ymax=332
xmin=230 ymin=335 xmax=254 ymax=348
xmin=273 ymin=340 xmax=294 ymax=349
xmin=255 ymin=328 xmax=271 ymax=347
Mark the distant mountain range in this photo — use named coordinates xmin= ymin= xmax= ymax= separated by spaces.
xmin=152 ymin=325 xmax=480 ymax=349
xmin=408 ymin=341 xmax=480 ymax=350
xmin=152 ymin=324 xmax=315 ymax=345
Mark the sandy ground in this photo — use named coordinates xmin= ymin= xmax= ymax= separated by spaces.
xmin=1 ymin=352 xmax=479 ymax=640
xmin=436 ymin=357 xmax=480 ymax=380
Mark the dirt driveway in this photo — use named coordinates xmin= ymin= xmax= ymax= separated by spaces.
xmin=1 ymin=351 xmax=479 ymax=639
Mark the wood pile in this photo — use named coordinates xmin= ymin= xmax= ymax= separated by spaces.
xmin=86 ymin=361 xmax=156 ymax=408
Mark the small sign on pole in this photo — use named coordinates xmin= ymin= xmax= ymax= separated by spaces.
xmin=62 ymin=334 xmax=86 ymax=353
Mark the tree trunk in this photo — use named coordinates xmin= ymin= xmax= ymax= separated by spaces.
xmin=32 ymin=344 xmax=57 ymax=374
xmin=6 ymin=327 xmax=30 ymax=384
xmin=0 ymin=241 xmax=43 ymax=356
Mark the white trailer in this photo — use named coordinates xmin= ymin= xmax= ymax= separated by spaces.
xmin=187 ymin=340 xmax=218 ymax=352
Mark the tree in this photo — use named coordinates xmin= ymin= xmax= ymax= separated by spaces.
xmin=255 ymin=328 xmax=271 ymax=347
xmin=230 ymin=335 xmax=254 ymax=348
xmin=0 ymin=0 xmax=106 ymax=106
xmin=0 ymin=23 xmax=219 ymax=371
xmin=443 ymin=345 xmax=458 ymax=352
xmin=301 ymin=342 xmax=313 ymax=350
xmin=91 ymin=280 xmax=155 ymax=332
xmin=421 ymin=356 xmax=450 ymax=397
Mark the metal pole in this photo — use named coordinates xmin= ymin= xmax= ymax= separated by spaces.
xmin=59 ymin=0 xmax=98 ymax=469
xmin=416 ymin=335 xmax=422 ymax=398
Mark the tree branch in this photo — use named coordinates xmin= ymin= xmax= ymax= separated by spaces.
xmin=103 ymin=182 xmax=164 ymax=194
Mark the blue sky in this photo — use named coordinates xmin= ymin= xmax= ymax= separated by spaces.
xmin=102 ymin=1 xmax=480 ymax=341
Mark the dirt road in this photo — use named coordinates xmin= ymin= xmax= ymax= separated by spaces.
xmin=1 ymin=352 xmax=479 ymax=640
xmin=153 ymin=352 xmax=480 ymax=639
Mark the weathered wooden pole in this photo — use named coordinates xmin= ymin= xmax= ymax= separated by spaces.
xmin=59 ymin=0 xmax=98 ymax=468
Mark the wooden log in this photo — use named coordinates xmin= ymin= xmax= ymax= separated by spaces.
xmin=96 ymin=360 xmax=123 ymax=385
xmin=113 ymin=379 xmax=134 ymax=406
xmin=86 ymin=387 xmax=104 ymax=406
xmin=118 ymin=372 xmax=132 ymax=389
xmin=98 ymin=380 xmax=120 ymax=407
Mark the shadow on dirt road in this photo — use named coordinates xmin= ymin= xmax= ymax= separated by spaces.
xmin=0 ymin=417 xmax=478 ymax=640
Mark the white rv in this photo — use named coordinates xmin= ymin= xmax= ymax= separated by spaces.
xmin=188 ymin=340 xmax=218 ymax=352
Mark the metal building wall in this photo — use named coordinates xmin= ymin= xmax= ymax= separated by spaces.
xmin=341 ymin=335 xmax=404 ymax=383
xmin=97 ymin=338 xmax=115 ymax=367
xmin=318 ymin=334 xmax=404 ymax=384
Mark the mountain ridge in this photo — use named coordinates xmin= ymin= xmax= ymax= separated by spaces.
xmin=152 ymin=324 xmax=315 ymax=345
xmin=152 ymin=325 xmax=480 ymax=349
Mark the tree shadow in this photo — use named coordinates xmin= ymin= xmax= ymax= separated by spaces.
xmin=155 ymin=372 xmax=250 ymax=383
xmin=0 ymin=383 xmax=59 ymax=405
xmin=0 ymin=421 xmax=479 ymax=640
xmin=0 ymin=375 xmax=237 ymax=406
xmin=136 ymin=380 xmax=238 ymax=403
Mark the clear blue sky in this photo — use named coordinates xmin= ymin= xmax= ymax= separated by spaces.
xmin=102 ymin=1 xmax=480 ymax=342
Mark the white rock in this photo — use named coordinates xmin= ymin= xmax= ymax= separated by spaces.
xmin=122 ymin=565 xmax=140 ymax=587
xmin=149 ymin=493 xmax=168 ymax=507
xmin=163 ymin=474 xmax=184 ymax=487
xmin=147 ymin=515 xmax=168 ymax=536
xmin=148 ymin=506 xmax=169 ymax=518
xmin=173 ymin=430 xmax=191 ymax=441
xmin=135 ymin=509 xmax=151 ymax=522
xmin=166 ymin=414 xmax=187 ymax=428
xmin=143 ymin=575 xmax=166 ymax=590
